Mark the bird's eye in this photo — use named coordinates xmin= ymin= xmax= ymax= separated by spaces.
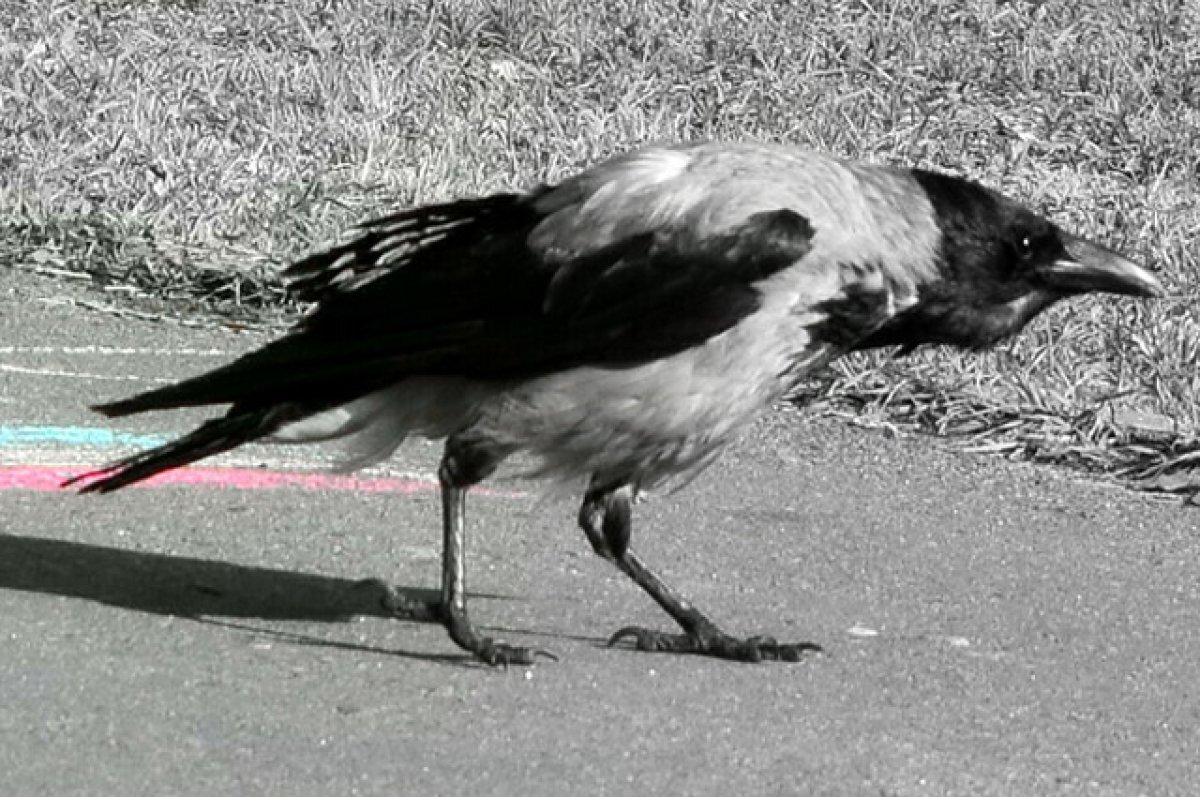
xmin=1017 ymin=235 xmax=1035 ymax=261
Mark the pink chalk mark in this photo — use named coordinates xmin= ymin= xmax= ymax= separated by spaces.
xmin=4 ymin=465 xmax=441 ymax=494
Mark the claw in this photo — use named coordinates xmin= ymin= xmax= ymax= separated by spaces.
xmin=608 ymin=626 xmax=687 ymax=652
xmin=478 ymin=641 xmax=559 ymax=667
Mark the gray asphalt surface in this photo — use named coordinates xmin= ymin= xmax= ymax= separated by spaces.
xmin=2 ymin=270 xmax=1198 ymax=796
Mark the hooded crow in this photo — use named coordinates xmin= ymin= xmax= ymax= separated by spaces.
xmin=68 ymin=142 xmax=1163 ymax=665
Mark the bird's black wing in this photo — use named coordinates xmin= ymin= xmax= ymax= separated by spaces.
xmin=284 ymin=194 xmax=535 ymax=304
xmin=96 ymin=198 xmax=815 ymax=417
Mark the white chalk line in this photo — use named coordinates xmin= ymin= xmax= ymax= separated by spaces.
xmin=0 ymin=345 xmax=231 ymax=382
xmin=0 ymin=363 xmax=176 ymax=382
xmin=1 ymin=444 xmax=431 ymax=475
xmin=0 ymin=345 xmax=231 ymax=356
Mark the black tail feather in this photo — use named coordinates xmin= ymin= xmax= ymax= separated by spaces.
xmin=92 ymin=393 xmax=179 ymax=418
xmin=64 ymin=407 xmax=284 ymax=493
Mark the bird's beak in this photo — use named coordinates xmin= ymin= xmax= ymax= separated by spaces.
xmin=1040 ymin=233 xmax=1164 ymax=297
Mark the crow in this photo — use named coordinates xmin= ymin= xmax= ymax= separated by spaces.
xmin=67 ymin=142 xmax=1163 ymax=665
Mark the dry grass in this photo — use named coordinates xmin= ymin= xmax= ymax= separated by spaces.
xmin=2 ymin=0 xmax=1198 ymax=494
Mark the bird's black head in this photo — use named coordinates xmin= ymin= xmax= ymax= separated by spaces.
xmin=855 ymin=169 xmax=1162 ymax=352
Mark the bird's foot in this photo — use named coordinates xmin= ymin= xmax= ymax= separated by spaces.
xmin=468 ymin=638 xmax=559 ymax=667
xmin=359 ymin=580 xmax=556 ymax=665
xmin=445 ymin=609 xmax=557 ymax=667
xmin=608 ymin=624 xmax=821 ymax=662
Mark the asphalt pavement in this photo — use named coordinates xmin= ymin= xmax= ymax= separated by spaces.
xmin=2 ymin=270 xmax=1198 ymax=795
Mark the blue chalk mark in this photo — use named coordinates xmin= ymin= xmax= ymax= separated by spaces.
xmin=0 ymin=426 xmax=165 ymax=449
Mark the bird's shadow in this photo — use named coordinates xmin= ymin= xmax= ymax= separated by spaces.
xmin=0 ymin=532 xmax=519 ymax=666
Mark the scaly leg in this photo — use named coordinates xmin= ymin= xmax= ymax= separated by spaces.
xmin=384 ymin=435 xmax=553 ymax=665
xmin=579 ymin=484 xmax=820 ymax=662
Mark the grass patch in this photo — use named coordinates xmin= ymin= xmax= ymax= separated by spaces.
xmin=3 ymin=0 xmax=1199 ymax=494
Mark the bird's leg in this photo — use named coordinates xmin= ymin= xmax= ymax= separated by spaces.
xmin=579 ymin=485 xmax=821 ymax=662
xmin=432 ymin=437 xmax=554 ymax=666
xmin=374 ymin=435 xmax=551 ymax=664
